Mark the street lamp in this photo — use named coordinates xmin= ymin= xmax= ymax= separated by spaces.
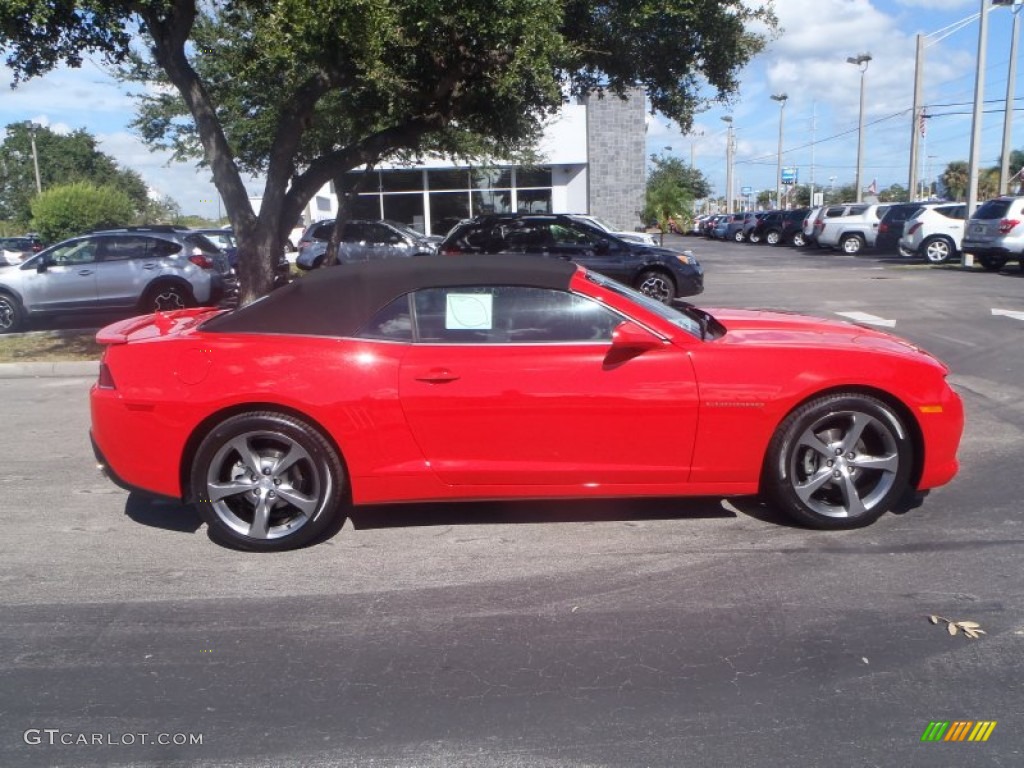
xmin=995 ymin=1 xmax=1024 ymax=194
xmin=771 ymin=94 xmax=788 ymax=209
xmin=721 ymin=116 xmax=734 ymax=213
xmin=846 ymin=53 xmax=872 ymax=202
xmin=20 ymin=120 xmax=42 ymax=195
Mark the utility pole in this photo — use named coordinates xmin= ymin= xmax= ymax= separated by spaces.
xmin=999 ymin=1 xmax=1022 ymax=194
xmin=722 ymin=116 xmax=735 ymax=213
xmin=771 ymin=94 xmax=788 ymax=210
xmin=908 ymin=34 xmax=924 ymax=200
xmin=21 ymin=121 xmax=41 ymax=195
xmin=966 ymin=0 xmax=992 ymax=229
xmin=847 ymin=53 xmax=872 ymax=203
xmin=809 ymin=101 xmax=817 ymax=206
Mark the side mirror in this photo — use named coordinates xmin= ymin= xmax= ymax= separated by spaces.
xmin=35 ymin=259 xmax=49 ymax=273
xmin=611 ymin=321 xmax=663 ymax=351
xmin=594 ymin=239 xmax=611 ymax=254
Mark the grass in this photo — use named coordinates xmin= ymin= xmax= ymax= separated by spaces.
xmin=0 ymin=330 xmax=103 ymax=363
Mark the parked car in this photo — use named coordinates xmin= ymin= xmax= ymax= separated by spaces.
xmin=898 ymin=203 xmax=967 ymax=264
xmin=568 ymin=214 xmax=657 ymax=246
xmin=702 ymin=214 xmax=724 ymax=238
xmin=713 ymin=213 xmax=746 ymax=241
xmin=0 ymin=235 xmax=44 ymax=265
xmin=777 ymin=208 xmax=812 ymax=246
xmin=440 ymin=213 xmax=702 ymax=302
xmin=187 ymin=227 xmax=290 ymax=288
xmin=960 ymin=196 xmax=1024 ymax=271
xmin=90 ymin=255 xmax=963 ymax=551
xmin=296 ymin=219 xmax=439 ymax=270
xmin=814 ymin=203 xmax=888 ymax=254
xmin=801 ymin=206 xmax=823 ymax=247
xmin=741 ymin=211 xmax=768 ymax=243
xmin=874 ymin=203 xmax=931 ymax=254
xmin=0 ymin=226 xmax=235 ymax=334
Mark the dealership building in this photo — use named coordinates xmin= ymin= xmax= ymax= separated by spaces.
xmin=290 ymin=89 xmax=647 ymax=237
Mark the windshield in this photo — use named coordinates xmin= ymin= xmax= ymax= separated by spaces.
xmin=584 ymin=271 xmax=705 ymax=338
xmin=386 ymin=220 xmax=427 ymax=241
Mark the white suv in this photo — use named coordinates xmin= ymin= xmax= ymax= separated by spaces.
xmin=961 ymin=196 xmax=1024 ymax=271
xmin=898 ymin=203 xmax=967 ymax=264
xmin=813 ymin=203 xmax=887 ymax=254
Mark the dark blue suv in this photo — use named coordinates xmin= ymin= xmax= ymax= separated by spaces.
xmin=440 ymin=214 xmax=703 ymax=303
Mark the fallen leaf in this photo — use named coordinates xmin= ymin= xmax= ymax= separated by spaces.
xmin=948 ymin=623 xmax=958 ymax=636
xmin=957 ymin=621 xmax=981 ymax=630
xmin=929 ymin=615 xmax=940 ymax=625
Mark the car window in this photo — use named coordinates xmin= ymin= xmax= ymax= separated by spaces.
xmin=411 ymin=286 xmax=622 ymax=344
xmin=549 ymin=223 xmax=599 ymax=246
xmin=48 ymin=239 xmax=99 ymax=265
xmin=312 ymin=222 xmax=335 ymax=240
xmin=356 ymin=295 xmax=414 ymax=341
xmin=847 ymin=205 xmax=869 ymax=216
xmin=98 ymin=236 xmax=155 ymax=261
xmin=366 ymin=223 xmax=398 ymax=244
xmin=183 ymin=234 xmax=218 ymax=254
xmin=973 ymin=199 xmax=1011 ymax=219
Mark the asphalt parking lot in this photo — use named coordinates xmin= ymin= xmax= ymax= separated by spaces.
xmin=1 ymin=238 xmax=1023 ymax=767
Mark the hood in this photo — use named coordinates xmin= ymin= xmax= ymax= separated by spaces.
xmin=708 ymin=307 xmax=944 ymax=366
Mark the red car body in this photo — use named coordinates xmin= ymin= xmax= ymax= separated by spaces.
xmin=90 ymin=256 xmax=962 ymax=549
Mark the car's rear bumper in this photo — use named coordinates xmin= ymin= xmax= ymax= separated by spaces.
xmin=961 ymin=242 xmax=1020 ymax=257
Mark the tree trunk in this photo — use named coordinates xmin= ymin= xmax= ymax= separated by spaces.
xmin=322 ymin=165 xmax=376 ymax=269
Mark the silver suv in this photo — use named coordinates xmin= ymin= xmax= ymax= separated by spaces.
xmin=961 ymin=196 xmax=1024 ymax=271
xmin=296 ymin=219 xmax=440 ymax=270
xmin=0 ymin=227 xmax=234 ymax=333
xmin=813 ymin=203 xmax=887 ymax=254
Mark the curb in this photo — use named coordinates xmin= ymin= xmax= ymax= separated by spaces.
xmin=0 ymin=360 xmax=99 ymax=379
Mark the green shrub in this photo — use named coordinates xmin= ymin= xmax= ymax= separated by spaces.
xmin=30 ymin=182 xmax=135 ymax=242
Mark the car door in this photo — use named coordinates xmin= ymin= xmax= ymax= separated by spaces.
xmin=545 ymin=221 xmax=629 ymax=281
xmin=397 ymin=285 xmax=699 ymax=486
xmin=19 ymin=237 xmax=99 ymax=311
xmin=92 ymin=235 xmax=163 ymax=308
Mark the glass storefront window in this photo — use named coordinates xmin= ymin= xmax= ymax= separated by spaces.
xmin=516 ymin=167 xmax=552 ymax=188
xmin=429 ymin=191 xmax=471 ymax=236
xmin=471 ymin=190 xmax=513 ymax=216
xmin=517 ymin=189 xmax=552 ymax=214
xmin=427 ymin=170 xmax=470 ymax=190
xmin=471 ymin=167 xmax=514 ymax=190
xmin=382 ymin=193 xmax=426 ymax=233
xmin=348 ymin=194 xmax=383 ymax=220
xmin=380 ymin=170 xmax=423 ymax=192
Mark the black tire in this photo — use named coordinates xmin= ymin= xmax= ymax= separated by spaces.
xmin=0 ymin=292 xmax=24 ymax=334
xmin=144 ymin=282 xmax=193 ymax=312
xmin=634 ymin=269 xmax=676 ymax=304
xmin=765 ymin=230 xmax=782 ymax=246
xmin=190 ymin=411 xmax=346 ymax=551
xmin=312 ymin=256 xmax=325 ymax=269
xmin=748 ymin=231 xmax=761 ymax=244
xmin=762 ymin=393 xmax=913 ymax=530
xmin=978 ymin=254 xmax=1007 ymax=271
xmin=840 ymin=234 xmax=864 ymax=255
xmin=791 ymin=232 xmax=807 ymax=248
xmin=921 ymin=236 xmax=955 ymax=264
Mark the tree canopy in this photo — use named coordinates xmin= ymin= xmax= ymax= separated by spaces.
xmin=0 ymin=123 xmax=149 ymax=225
xmin=1 ymin=0 xmax=777 ymax=301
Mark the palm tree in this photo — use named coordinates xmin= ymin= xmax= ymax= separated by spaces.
xmin=941 ymin=161 xmax=969 ymax=201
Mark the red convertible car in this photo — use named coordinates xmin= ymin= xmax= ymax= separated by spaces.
xmin=90 ymin=255 xmax=963 ymax=551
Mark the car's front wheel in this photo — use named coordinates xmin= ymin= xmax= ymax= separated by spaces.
xmin=190 ymin=412 xmax=346 ymax=551
xmin=733 ymin=230 xmax=745 ymax=242
xmin=922 ymin=236 xmax=955 ymax=264
xmin=0 ymin=292 xmax=24 ymax=334
xmin=765 ymin=230 xmax=781 ymax=245
xmin=635 ymin=269 xmax=675 ymax=304
xmin=763 ymin=393 xmax=913 ymax=529
xmin=792 ymin=232 xmax=806 ymax=248
xmin=840 ymin=234 xmax=865 ymax=255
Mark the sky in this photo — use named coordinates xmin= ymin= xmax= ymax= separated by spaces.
xmin=1 ymin=0 xmax=1021 ymax=216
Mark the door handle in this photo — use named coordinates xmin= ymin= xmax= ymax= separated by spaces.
xmin=414 ymin=368 xmax=461 ymax=383
xmin=77 ymin=269 xmax=94 ymax=276
xmin=142 ymin=263 xmax=159 ymax=270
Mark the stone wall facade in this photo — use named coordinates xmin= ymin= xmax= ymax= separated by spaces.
xmin=583 ymin=88 xmax=646 ymax=232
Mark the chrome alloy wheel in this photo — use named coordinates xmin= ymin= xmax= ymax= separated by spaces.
xmin=204 ymin=430 xmax=329 ymax=540
xmin=923 ymin=239 xmax=952 ymax=264
xmin=153 ymin=286 xmax=187 ymax=311
xmin=789 ymin=410 xmax=901 ymax=519
xmin=637 ymin=272 xmax=674 ymax=303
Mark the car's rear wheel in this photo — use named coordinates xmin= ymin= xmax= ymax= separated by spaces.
xmin=792 ymin=232 xmax=806 ymax=248
xmin=978 ymin=254 xmax=1007 ymax=271
xmin=840 ymin=234 xmax=865 ymax=255
xmin=763 ymin=393 xmax=913 ymax=529
xmin=190 ymin=412 xmax=346 ymax=551
xmin=733 ymin=230 xmax=745 ymax=242
xmin=145 ymin=282 xmax=193 ymax=312
xmin=748 ymin=231 xmax=761 ymax=244
xmin=635 ymin=269 xmax=675 ymax=304
xmin=765 ymin=230 xmax=781 ymax=245
xmin=922 ymin=236 xmax=955 ymax=264
xmin=0 ymin=293 xmax=24 ymax=334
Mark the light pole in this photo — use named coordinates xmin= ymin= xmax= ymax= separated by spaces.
xmin=721 ymin=116 xmax=734 ymax=213
xmin=995 ymin=0 xmax=1023 ymax=195
xmin=21 ymin=121 xmax=42 ymax=195
xmin=771 ymin=94 xmax=788 ymax=209
xmin=846 ymin=53 xmax=872 ymax=202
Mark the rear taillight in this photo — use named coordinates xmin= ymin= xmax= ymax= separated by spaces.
xmin=908 ymin=222 xmax=922 ymax=236
xmin=998 ymin=218 xmax=1020 ymax=234
xmin=189 ymin=252 xmax=214 ymax=269
xmin=440 ymin=245 xmax=463 ymax=255
xmin=879 ymin=222 xmax=889 ymax=233
xmin=97 ymin=362 xmax=116 ymax=390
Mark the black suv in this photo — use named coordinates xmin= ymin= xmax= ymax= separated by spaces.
xmin=440 ymin=214 xmax=703 ymax=303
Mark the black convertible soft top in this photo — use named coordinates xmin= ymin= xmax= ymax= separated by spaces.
xmin=202 ymin=254 xmax=579 ymax=337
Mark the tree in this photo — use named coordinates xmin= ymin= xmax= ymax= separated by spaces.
xmin=644 ymin=173 xmax=692 ymax=244
xmin=878 ymin=183 xmax=907 ymax=203
xmin=941 ymin=161 xmax=968 ymax=201
xmin=30 ymin=182 xmax=136 ymax=242
xmin=1 ymin=1 xmax=776 ymax=303
xmin=647 ymin=155 xmax=712 ymax=202
xmin=0 ymin=123 xmax=148 ymax=225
